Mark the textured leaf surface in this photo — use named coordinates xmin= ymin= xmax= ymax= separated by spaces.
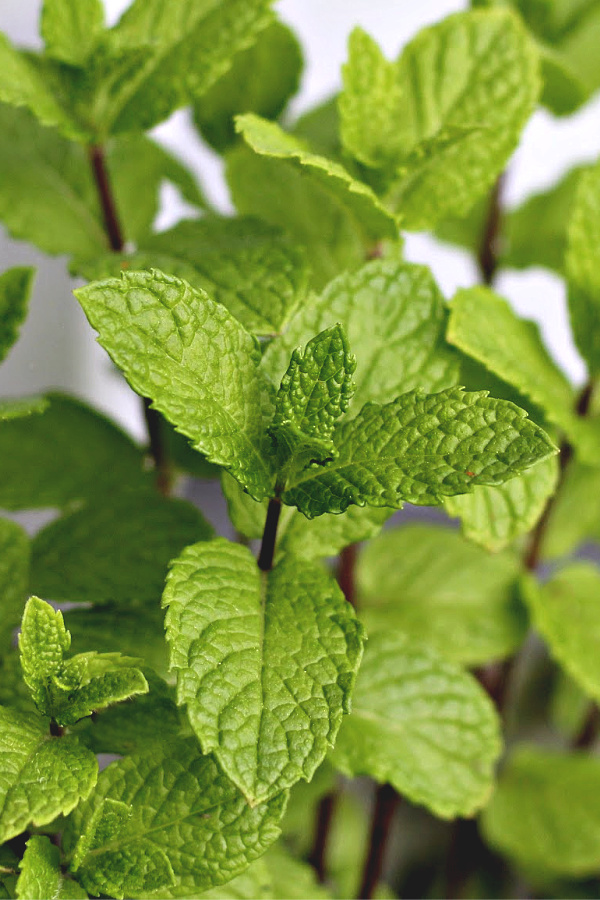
xmin=445 ymin=455 xmax=559 ymax=551
xmin=16 ymin=835 xmax=87 ymax=900
xmin=262 ymin=258 xmax=460 ymax=416
xmin=0 ymin=268 xmax=34 ymax=364
xmin=282 ymin=387 xmax=556 ymax=518
xmin=0 ymin=518 xmax=29 ymax=656
xmin=64 ymin=738 xmax=286 ymax=900
xmin=0 ymin=706 xmax=97 ymax=843
xmin=193 ymin=20 xmax=302 ymax=152
xmin=566 ymin=158 xmax=600 ymax=373
xmin=76 ymin=270 xmax=274 ymax=499
xmin=381 ymin=9 xmax=539 ymax=228
xmin=331 ymin=632 xmax=501 ymax=818
xmin=0 ymin=393 xmax=147 ymax=510
xmin=31 ymin=490 xmax=213 ymax=607
xmin=358 ymin=525 xmax=524 ymax=664
xmin=19 ymin=597 xmax=71 ymax=717
xmin=482 ymin=747 xmax=600 ymax=875
xmin=163 ymin=539 xmax=364 ymax=803
xmin=41 ymin=0 xmax=104 ymax=67
xmin=523 ymin=565 xmax=600 ymax=702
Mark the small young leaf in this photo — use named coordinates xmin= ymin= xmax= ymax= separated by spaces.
xmin=163 ymin=539 xmax=364 ymax=804
xmin=262 ymin=257 xmax=460 ymax=416
xmin=282 ymin=387 xmax=556 ymax=518
xmin=16 ymin=835 xmax=87 ymax=900
xmin=193 ymin=20 xmax=303 ymax=153
xmin=0 ymin=518 xmax=29 ymax=656
xmin=19 ymin=597 xmax=71 ymax=717
xmin=357 ymin=525 xmax=525 ymax=664
xmin=0 ymin=267 xmax=34 ymax=364
xmin=482 ymin=747 xmax=600 ymax=876
xmin=330 ymin=632 xmax=501 ymax=819
xmin=41 ymin=0 xmax=105 ymax=67
xmin=63 ymin=739 xmax=286 ymax=900
xmin=566 ymin=158 xmax=600 ymax=374
xmin=0 ymin=706 xmax=98 ymax=843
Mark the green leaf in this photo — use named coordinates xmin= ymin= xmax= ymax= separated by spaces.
xmin=227 ymin=117 xmax=398 ymax=287
xmin=0 ymin=519 xmax=29 ymax=657
xmin=64 ymin=738 xmax=286 ymax=900
xmin=447 ymin=287 xmax=578 ymax=440
xmin=522 ymin=564 xmax=600 ymax=703
xmin=541 ymin=459 xmax=600 ymax=559
xmin=445 ymin=455 xmax=559 ymax=551
xmin=0 ymin=396 xmax=48 ymax=421
xmin=281 ymin=387 xmax=557 ymax=518
xmin=482 ymin=746 xmax=600 ymax=876
xmin=193 ymin=20 xmax=302 ymax=153
xmin=567 ymin=158 xmax=600 ymax=374
xmin=330 ymin=632 xmax=501 ymax=818
xmin=292 ymin=95 xmax=342 ymax=160
xmin=262 ymin=257 xmax=460 ymax=415
xmin=537 ymin=40 xmax=588 ymax=116
xmin=0 ymin=392 xmax=147 ymax=510
xmin=95 ymin=0 xmax=273 ymax=135
xmin=31 ymin=490 xmax=213 ymax=607
xmin=357 ymin=524 xmax=525 ymax=664
xmin=41 ymin=0 xmax=104 ymax=67
xmin=16 ymin=835 xmax=87 ymax=900
xmin=0 ymin=268 xmax=34 ymax=364
xmin=163 ymin=539 xmax=364 ymax=804
xmin=19 ymin=597 xmax=71 ymax=717
xmin=0 ymin=705 xmax=97 ymax=843
xmin=75 ymin=270 xmax=274 ymax=499
xmin=373 ymin=9 xmax=540 ymax=228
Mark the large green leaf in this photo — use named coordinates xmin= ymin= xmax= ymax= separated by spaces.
xmin=357 ymin=525 xmax=525 ymax=664
xmin=330 ymin=632 xmax=501 ymax=818
xmin=482 ymin=746 xmax=600 ymax=876
xmin=0 ymin=519 xmax=29 ymax=656
xmin=566 ymin=158 xmax=600 ymax=374
xmin=163 ymin=539 xmax=364 ymax=804
xmin=262 ymin=257 xmax=460 ymax=415
xmin=0 ymin=705 xmax=97 ymax=843
xmin=541 ymin=459 xmax=600 ymax=559
xmin=75 ymin=270 xmax=274 ymax=499
xmin=523 ymin=564 xmax=600 ymax=702
xmin=353 ymin=9 xmax=540 ymax=228
xmin=445 ymin=455 xmax=559 ymax=551
xmin=281 ymin=387 xmax=556 ymax=518
xmin=31 ymin=490 xmax=213 ymax=607
xmin=0 ymin=392 xmax=147 ymax=510
xmin=16 ymin=835 xmax=87 ymax=900
xmin=63 ymin=739 xmax=286 ymax=900
xmin=193 ymin=20 xmax=302 ymax=153
xmin=0 ymin=268 xmax=34 ymax=364
xmin=40 ymin=0 xmax=104 ymax=67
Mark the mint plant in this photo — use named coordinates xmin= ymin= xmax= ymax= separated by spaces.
xmin=1 ymin=1 xmax=600 ymax=898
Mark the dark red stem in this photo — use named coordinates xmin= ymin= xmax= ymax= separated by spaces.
xmin=258 ymin=497 xmax=282 ymax=572
xmin=357 ymin=784 xmax=399 ymax=899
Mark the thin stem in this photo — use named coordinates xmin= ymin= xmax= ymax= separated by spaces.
xmin=357 ymin=784 xmax=399 ymax=899
xmin=142 ymin=398 xmax=172 ymax=496
xmin=308 ymin=791 xmax=337 ymax=883
xmin=477 ymin=174 xmax=505 ymax=286
xmin=338 ymin=544 xmax=358 ymax=608
xmin=573 ymin=704 xmax=600 ymax=750
xmin=49 ymin=720 xmax=65 ymax=737
xmin=258 ymin=497 xmax=282 ymax=572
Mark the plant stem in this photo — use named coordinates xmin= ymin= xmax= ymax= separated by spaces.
xmin=308 ymin=791 xmax=337 ymax=883
xmin=357 ymin=784 xmax=399 ymax=900
xmin=49 ymin=720 xmax=65 ymax=737
xmin=87 ymin=142 xmax=172 ymax=495
xmin=338 ymin=543 xmax=358 ymax=608
xmin=257 ymin=497 xmax=282 ymax=572
xmin=477 ymin=175 xmax=505 ymax=286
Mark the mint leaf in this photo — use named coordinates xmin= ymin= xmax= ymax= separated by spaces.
xmin=351 ymin=9 xmax=540 ymax=228
xmin=0 ymin=267 xmax=34 ymax=363
xmin=41 ymin=0 xmax=104 ymax=67
xmin=357 ymin=525 xmax=525 ymax=664
xmin=0 ymin=393 xmax=147 ymax=510
xmin=523 ymin=564 xmax=600 ymax=703
xmin=292 ymin=95 xmax=342 ymax=160
xmin=31 ymin=490 xmax=213 ymax=607
xmin=482 ymin=747 xmax=600 ymax=876
xmin=282 ymin=388 xmax=556 ymax=518
xmin=163 ymin=539 xmax=364 ymax=804
xmin=76 ymin=271 xmax=274 ymax=499
xmin=445 ymin=455 xmax=559 ymax=552
xmin=0 ymin=519 xmax=29 ymax=656
xmin=19 ymin=597 xmax=71 ymax=717
xmin=541 ymin=460 xmax=600 ymax=559
xmin=0 ymin=706 xmax=97 ymax=843
xmin=0 ymin=396 xmax=48 ymax=421
xmin=262 ymin=257 xmax=460 ymax=414
xmin=16 ymin=836 xmax=87 ymax=900
xmin=330 ymin=632 xmax=501 ymax=818
xmin=64 ymin=739 xmax=286 ymax=900
xmin=193 ymin=20 xmax=302 ymax=153
xmin=566 ymin=158 xmax=600 ymax=373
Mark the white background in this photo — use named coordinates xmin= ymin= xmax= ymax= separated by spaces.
xmin=2 ymin=0 xmax=600 ymax=439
